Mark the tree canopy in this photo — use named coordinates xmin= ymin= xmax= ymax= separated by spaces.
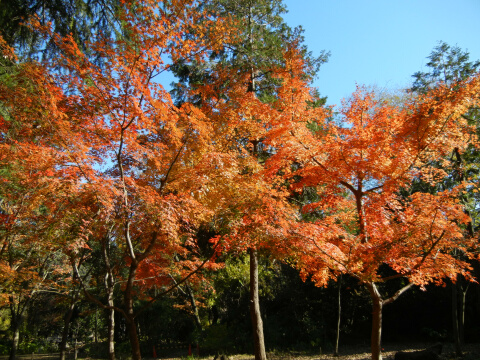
xmin=1 ymin=2 xmax=480 ymax=360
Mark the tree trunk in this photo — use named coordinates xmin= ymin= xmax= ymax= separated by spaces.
xmin=105 ymin=272 xmax=116 ymax=360
xmin=185 ymin=281 xmax=203 ymax=332
xmin=124 ymin=261 xmax=142 ymax=360
xmin=103 ymin=236 xmax=116 ymax=360
xmin=9 ymin=320 xmax=20 ymax=360
xmin=125 ymin=314 xmax=141 ymax=360
xmin=106 ymin=292 xmax=116 ymax=360
xmin=245 ymin=7 xmax=265 ymax=359
xmin=366 ymin=283 xmax=383 ymax=360
xmin=249 ymin=248 xmax=267 ymax=360
xmin=73 ymin=326 xmax=78 ymax=360
xmin=452 ymin=279 xmax=462 ymax=357
xmin=94 ymin=308 xmax=98 ymax=344
xmin=9 ymin=301 xmax=23 ymax=360
xmin=458 ymin=278 xmax=468 ymax=346
xmin=334 ymin=275 xmax=342 ymax=357
xmin=59 ymin=301 xmax=76 ymax=360
xmin=60 ymin=264 xmax=82 ymax=360
xmin=460 ymin=284 xmax=467 ymax=345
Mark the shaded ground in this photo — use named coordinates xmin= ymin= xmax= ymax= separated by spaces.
xmin=251 ymin=344 xmax=480 ymax=360
xmin=200 ymin=343 xmax=480 ymax=360
xmin=2 ymin=343 xmax=480 ymax=360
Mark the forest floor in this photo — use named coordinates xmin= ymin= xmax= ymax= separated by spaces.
xmin=3 ymin=343 xmax=480 ymax=360
xmin=204 ymin=343 xmax=480 ymax=360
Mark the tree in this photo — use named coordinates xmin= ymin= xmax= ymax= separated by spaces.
xmin=0 ymin=0 xmax=123 ymax=60
xmin=1 ymin=1 xmax=238 ymax=358
xmin=412 ymin=41 xmax=480 ymax=94
xmin=2 ymin=2 xmax=317 ymax=358
xmin=170 ymin=3 xmax=327 ymax=358
xmin=0 ymin=39 xmax=81 ymax=360
xmin=266 ymin=72 xmax=480 ymax=360
xmin=170 ymin=0 xmax=327 ymax=105
xmin=411 ymin=41 xmax=480 ymax=356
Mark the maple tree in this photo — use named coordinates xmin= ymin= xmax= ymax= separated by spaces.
xmin=0 ymin=1 xmax=241 ymax=359
xmin=1 ymin=1 xmax=308 ymax=357
xmin=4 ymin=0 xmax=480 ymax=357
xmin=0 ymin=39 xmax=80 ymax=360
xmin=0 ymin=57 xmax=101 ymax=353
xmin=190 ymin=49 xmax=316 ymax=360
xmin=170 ymin=2 xmax=328 ymax=358
xmin=266 ymin=67 xmax=480 ymax=360
xmin=410 ymin=41 xmax=480 ymax=356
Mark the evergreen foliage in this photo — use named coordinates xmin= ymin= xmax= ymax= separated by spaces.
xmin=170 ymin=0 xmax=329 ymax=106
xmin=0 ymin=0 xmax=122 ymax=60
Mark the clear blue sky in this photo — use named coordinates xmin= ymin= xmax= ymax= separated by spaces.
xmin=282 ymin=0 xmax=480 ymax=106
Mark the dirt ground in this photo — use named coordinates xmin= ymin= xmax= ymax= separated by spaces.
xmin=202 ymin=343 xmax=480 ymax=360
xmin=2 ymin=343 xmax=480 ymax=360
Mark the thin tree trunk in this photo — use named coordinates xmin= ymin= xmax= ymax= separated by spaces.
xmin=460 ymin=284 xmax=467 ymax=345
xmin=170 ymin=257 xmax=203 ymax=332
xmin=334 ymin=275 xmax=342 ymax=357
xmin=59 ymin=301 xmax=76 ymax=360
xmin=366 ymin=283 xmax=383 ymax=360
xmin=249 ymin=248 xmax=267 ymax=360
xmin=9 ymin=318 xmax=20 ymax=360
xmin=106 ymin=287 xmax=116 ymax=360
xmin=185 ymin=282 xmax=203 ymax=331
xmin=451 ymin=150 xmax=469 ymax=350
xmin=452 ymin=279 xmax=462 ymax=357
xmin=60 ymin=265 xmax=82 ymax=360
xmin=458 ymin=277 xmax=468 ymax=346
xmin=94 ymin=308 xmax=98 ymax=344
xmin=246 ymin=13 xmax=266 ymax=355
xmin=124 ymin=262 xmax=142 ymax=360
xmin=103 ymin=236 xmax=116 ymax=360
xmin=73 ymin=326 xmax=78 ymax=360
xmin=9 ymin=300 xmax=23 ymax=360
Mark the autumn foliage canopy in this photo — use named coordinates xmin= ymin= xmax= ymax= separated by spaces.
xmin=1 ymin=1 xmax=480 ymax=359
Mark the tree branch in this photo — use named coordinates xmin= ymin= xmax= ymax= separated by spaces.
xmin=383 ymin=282 xmax=414 ymax=306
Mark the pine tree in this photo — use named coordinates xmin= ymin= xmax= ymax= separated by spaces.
xmin=0 ymin=0 xmax=123 ymax=60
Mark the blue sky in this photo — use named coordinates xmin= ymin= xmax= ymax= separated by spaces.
xmin=282 ymin=0 xmax=480 ymax=107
